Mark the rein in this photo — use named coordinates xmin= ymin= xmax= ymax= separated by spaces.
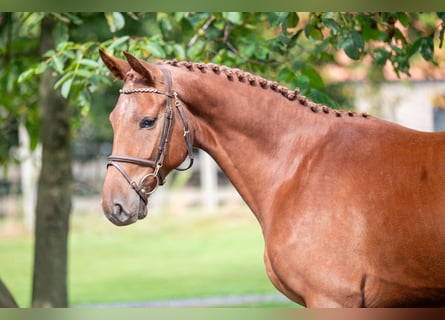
xmin=107 ymin=68 xmax=194 ymax=204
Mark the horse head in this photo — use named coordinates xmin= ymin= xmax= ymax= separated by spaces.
xmin=99 ymin=50 xmax=193 ymax=226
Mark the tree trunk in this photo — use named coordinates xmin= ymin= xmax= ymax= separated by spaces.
xmin=31 ymin=16 xmax=72 ymax=307
xmin=0 ymin=279 xmax=18 ymax=307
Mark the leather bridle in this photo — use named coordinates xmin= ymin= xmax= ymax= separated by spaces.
xmin=107 ymin=68 xmax=194 ymax=204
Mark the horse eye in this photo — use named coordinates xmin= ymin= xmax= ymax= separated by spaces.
xmin=140 ymin=117 xmax=157 ymax=129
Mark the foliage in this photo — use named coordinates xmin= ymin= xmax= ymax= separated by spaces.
xmin=22 ymin=12 xmax=445 ymax=99
xmin=0 ymin=13 xmax=40 ymax=165
xmin=302 ymin=12 xmax=444 ymax=77
xmin=1 ymin=12 xmax=444 ymax=307
xmin=2 ymin=12 xmax=445 ymax=165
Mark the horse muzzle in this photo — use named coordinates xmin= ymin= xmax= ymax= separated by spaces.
xmin=102 ymin=198 xmax=148 ymax=226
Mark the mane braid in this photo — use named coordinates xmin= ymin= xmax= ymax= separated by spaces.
xmin=162 ymin=60 xmax=369 ymax=119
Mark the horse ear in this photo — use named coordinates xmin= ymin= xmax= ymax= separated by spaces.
xmin=123 ymin=51 xmax=156 ymax=84
xmin=99 ymin=49 xmax=130 ymax=80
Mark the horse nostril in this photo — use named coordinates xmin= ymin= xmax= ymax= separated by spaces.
xmin=113 ymin=203 xmax=123 ymax=216
xmin=112 ymin=203 xmax=129 ymax=222
xmin=104 ymin=200 xmax=139 ymax=226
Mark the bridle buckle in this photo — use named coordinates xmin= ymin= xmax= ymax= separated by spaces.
xmin=153 ymin=163 xmax=162 ymax=177
xmin=139 ymin=173 xmax=160 ymax=196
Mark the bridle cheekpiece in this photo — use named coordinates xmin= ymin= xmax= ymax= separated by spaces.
xmin=107 ymin=68 xmax=194 ymax=205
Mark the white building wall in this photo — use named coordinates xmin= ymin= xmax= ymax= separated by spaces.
xmin=354 ymin=81 xmax=445 ymax=132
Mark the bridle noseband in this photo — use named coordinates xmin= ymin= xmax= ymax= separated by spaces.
xmin=107 ymin=68 xmax=194 ymax=204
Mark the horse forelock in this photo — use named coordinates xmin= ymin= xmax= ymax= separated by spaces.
xmin=162 ymin=60 xmax=369 ymax=119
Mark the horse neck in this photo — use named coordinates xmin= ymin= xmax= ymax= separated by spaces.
xmin=169 ymin=64 xmax=331 ymax=225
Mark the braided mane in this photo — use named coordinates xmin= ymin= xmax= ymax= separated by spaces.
xmin=162 ymin=59 xmax=369 ymax=119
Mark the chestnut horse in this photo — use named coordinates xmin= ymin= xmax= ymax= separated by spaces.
xmin=99 ymin=49 xmax=445 ymax=307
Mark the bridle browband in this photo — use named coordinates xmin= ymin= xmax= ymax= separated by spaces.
xmin=107 ymin=68 xmax=194 ymax=204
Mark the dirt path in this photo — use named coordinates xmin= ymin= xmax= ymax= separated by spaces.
xmin=76 ymin=293 xmax=293 ymax=308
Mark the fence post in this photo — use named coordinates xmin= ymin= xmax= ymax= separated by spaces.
xmin=19 ymin=122 xmax=41 ymax=231
xmin=199 ymin=150 xmax=218 ymax=213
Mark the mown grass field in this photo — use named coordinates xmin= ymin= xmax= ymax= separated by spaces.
xmin=0 ymin=201 xmax=297 ymax=308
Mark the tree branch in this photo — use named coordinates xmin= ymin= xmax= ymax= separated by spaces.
xmin=187 ymin=15 xmax=216 ymax=48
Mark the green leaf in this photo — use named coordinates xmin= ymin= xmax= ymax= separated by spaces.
xmin=268 ymin=12 xmax=287 ymax=28
xmin=52 ymin=54 xmax=64 ymax=73
xmin=74 ymin=69 xmax=93 ymax=78
xmin=56 ymin=41 xmax=74 ymax=51
xmin=61 ymin=12 xmax=83 ymax=25
xmin=396 ymin=12 xmax=409 ymax=27
xmin=113 ymin=12 xmax=125 ymax=31
xmin=255 ymin=46 xmax=270 ymax=61
xmin=17 ymin=69 xmax=35 ymax=83
xmin=277 ymin=67 xmax=295 ymax=83
xmin=340 ymin=38 xmax=357 ymax=59
xmin=106 ymin=36 xmax=130 ymax=51
xmin=240 ymin=43 xmax=257 ymax=59
xmin=146 ymin=41 xmax=166 ymax=58
xmin=339 ymin=31 xmax=363 ymax=60
xmin=54 ymin=20 xmax=69 ymax=47
xmin=319 ymin=51 xmax=335 ymax=63
xmin=322 ymin=18 xmax=340 ymax=35
xmin=290 ymin=29 xmax=304 ymax=44
xmin=172 ymin=44 xmax=186 ymax=60
xmin=222 ymin=12 xmax=243 ymax=26
xmin=51 ymin=12 xmax=71 ymax=24
xmin=438 ymin=13 xmax=445 ymax=48
xmin=291 ymin=75 xmax=310 ymax=92
xmin=301 ymin=66 xmax=324 ymax=90
xmin=391 ymin=51 xmax=410 ymax=75
xmin=187 ymin=40 xmax=205 ymax=59
xmin=351 ymin=30 xmax=364 ymax=49
xmin=287 ymin=12 xmax=299 ymax=29
xmin=374 ymin=48 xmax=390 ymax=66
xmin=174 ymin=12 xmax=187 ymax=22
xmin=43 ymin=49 xmax=55 ymax=58
xmin=419 ymin=36 xmax=434 ymax=61
xmin=54 ymin=71 xmax=73 ymax=89
xmin=269 ymin=12 xmax=290 ymax=32
xmin=305 ymin=24 xmax=323 ymax=41
xmin=35 ymin=62 xmax=47 ymax=75
xmin=407 ymin=38 xmax=422 ymax=57
xmin=17 ymin=69 xmax=34 ymax=83
xmin=205 ymin=25 xmax=222 ymax=40
xmin=105 ymin=12 xmax=125 ymax=33
xmin=161 ymin=18 xmax=173 ymax=35
xmin=61 ymin=77 xmax=73 ymax=99
xmin=307 ymin=88 xmax=339 ymax=109
xmin=60 ymin=49 xmax=76 ymax=60
xmin=393 ymin=28 xmax=407 ymax=45
xmin=79 ymin=59 xmax=99 ymax=68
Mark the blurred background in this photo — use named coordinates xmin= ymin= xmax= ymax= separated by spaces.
xmin=1 ymin=12 xmax=445 ymax=307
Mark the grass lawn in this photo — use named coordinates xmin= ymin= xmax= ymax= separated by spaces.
xmin=0 ymin=201 xmax=298 ymax=308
